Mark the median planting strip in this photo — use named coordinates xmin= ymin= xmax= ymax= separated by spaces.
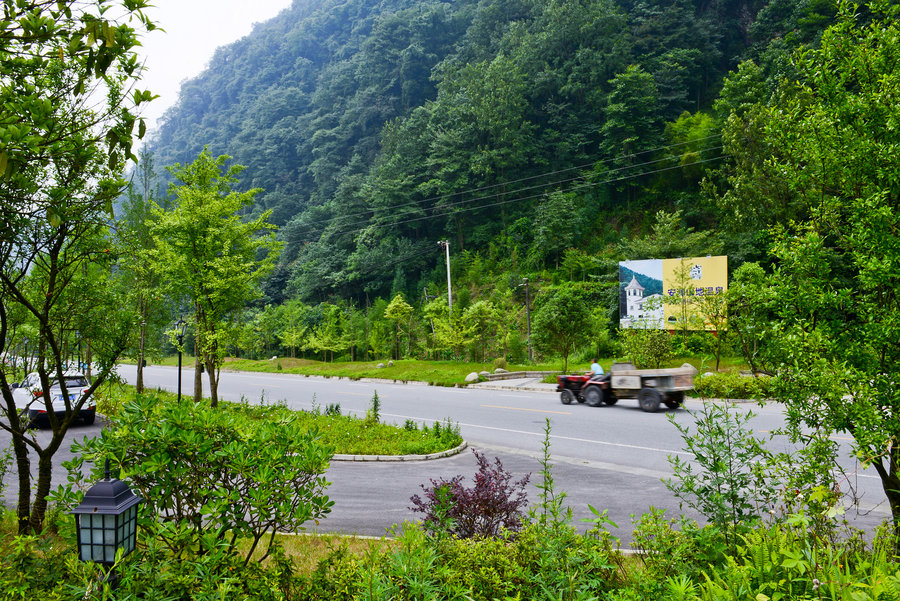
xmin=332 ymin=441 xmax=468 ymax=462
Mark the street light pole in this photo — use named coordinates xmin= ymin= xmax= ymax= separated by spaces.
xmin=175 ymin=318 xmax=186 ymax=403
xmin=437 ymin=240 xmax=452 ymax=313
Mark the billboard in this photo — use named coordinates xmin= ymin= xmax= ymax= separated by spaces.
xmin=619 ymin=256 xmax=728 ymax=330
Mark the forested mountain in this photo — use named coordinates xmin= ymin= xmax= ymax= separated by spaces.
xmin=145 ymin=0 xmax=838 ymax=304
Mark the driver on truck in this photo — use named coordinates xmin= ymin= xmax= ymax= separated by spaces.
xmin=588 ymin=359 xmax=604 ymax=380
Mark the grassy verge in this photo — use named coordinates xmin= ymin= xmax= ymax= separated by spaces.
xmin=97 ymin=383 xmax=463 ymax=456
xmin=220 ymin=358 xmax=564 ymax=386
xmin=139 ymin=355 xmax=748 ymax=384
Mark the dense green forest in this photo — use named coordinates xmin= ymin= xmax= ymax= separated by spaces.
xmin=145 ymin=0 xmax=838 ymax=311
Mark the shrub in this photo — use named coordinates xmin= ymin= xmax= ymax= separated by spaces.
xmin=299 ymin=545 xmax=363 ymax=600
xmin=0 ymin=533 xmax=79 ymax=598
xmin=666 ymin=402 xmax=774 ymax=550
xmin=492 ymin=357 xmax=508 ymax=370
xmin=629 ymin=508 xmax=725 ymax=585
xmin=434 ymin=534 xmax=532 ymax=600
xmin=621 ymin=328 xmax=673 ymax=368
xmin=71 ymin=394 xmax=334 ymax=564
xmin=410 ymin=449 xmax=531 ymax=539
xmin=365 ymin=390 xmax=381 ymax=424
xmin=691 ymin=370 xmax=774 ymax=399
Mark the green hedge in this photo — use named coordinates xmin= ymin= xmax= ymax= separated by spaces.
xmin=692 ymin=371 xmax=774 ymax=400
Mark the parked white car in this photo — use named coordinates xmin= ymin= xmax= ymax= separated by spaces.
xmin=10 ymin=371 xmax=95 ymax=427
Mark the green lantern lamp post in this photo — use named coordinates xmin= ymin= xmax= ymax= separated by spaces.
xmin=71 ymin=460 xmax=141 ymax=587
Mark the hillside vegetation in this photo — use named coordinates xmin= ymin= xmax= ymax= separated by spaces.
xmin=145 ymin=0 xmax=834 ymax=306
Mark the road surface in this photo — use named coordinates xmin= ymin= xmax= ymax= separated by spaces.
xmin=1 ymin=364 xmax=889 ymax=542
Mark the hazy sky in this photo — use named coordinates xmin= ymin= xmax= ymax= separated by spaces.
xmin=137 ymin=0 xmax=294 ymax=134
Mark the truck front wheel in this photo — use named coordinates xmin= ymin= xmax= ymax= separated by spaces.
xmin=584 ymin=386 xmax=603 ymax=407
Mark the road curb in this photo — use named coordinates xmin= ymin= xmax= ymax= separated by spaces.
xmin=332 ymin=441 xmax=468 ymax=462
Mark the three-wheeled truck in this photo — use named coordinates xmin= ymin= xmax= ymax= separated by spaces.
xmin=556 ymin=362 xmax=697 ymax=412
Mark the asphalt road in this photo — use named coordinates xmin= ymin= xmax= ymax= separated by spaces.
xmin=1 ymin=364 xmax=890 ymax=543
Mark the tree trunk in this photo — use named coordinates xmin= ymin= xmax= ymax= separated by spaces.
xmin=136 ymin=313 xmax=146 ymax=393
xmin=28 ymin=451 xmax=54 ymax=533
xmin=194 ymin=337 xmax=203 ymax=403
xmin=208 ymin=357 xmax=219 ymax=408
xmin=13 ymin=434 xmax=31 ymax=534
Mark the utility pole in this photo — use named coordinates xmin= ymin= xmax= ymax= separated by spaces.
xmin=518 ymin=277 xmax=533 ymax=362
xmin=437 ymin=240 xmax=452 ymax=313
xmin=423 ymin=287 xmax=437 ymax=335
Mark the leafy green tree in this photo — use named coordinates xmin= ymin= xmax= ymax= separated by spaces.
xmin=529 ymin=191 xmax=581 ymax=269
xmin=532 ymin=284 xmax=591 ymax=372
xmin=0 ymin=0 xmax=155 ymax=534
xmin=619 ymin=209 xmax=723 ymax=260
xmin=151 ymin=149 xmax=281 ymax=406
xmin=384 ymin=294 xmax=414 ymax=359
xmin=621 ymin=327 xmax=672 ymax=369
xmin=462 ymin=299 xmax=500 ymax=363
xmin=279 ymin=299 xmax=311 ymax=359
xmin=77 ymin=394 xmax=333 ymax=564
xmin=719 ymin=0 xmax=900 ymax=540
xmin=724 ymin=262 xmax=777 ymax=376
xmin=600 ymin=65 xmax=664 ymax=207
xmin=117 ymin=149 xmax=169 ymax=392
xmin=307 ymin=302 xmax=350 ymax=362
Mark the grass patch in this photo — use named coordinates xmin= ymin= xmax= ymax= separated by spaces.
xmin=222 ymin=358 xmax=536 ymax=386
xmin=97 ymin=383 xmax=463 ymax=456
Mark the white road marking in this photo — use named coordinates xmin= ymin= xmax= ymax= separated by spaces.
xmin=481 ymin=404 xmax=572 ymax=415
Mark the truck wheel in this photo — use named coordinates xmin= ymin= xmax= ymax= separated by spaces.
xmin=560 ymin=390 xmax=575 ymax=405
xmin=638 ymin=388 xmax=661 ymax=412
xmin=664 ymin=391 xmax=684 ymax=409
xmin=603 ymin=390 xmax=618 ymax=405
xmin=584 ymin=386 xmax=603 ymax=407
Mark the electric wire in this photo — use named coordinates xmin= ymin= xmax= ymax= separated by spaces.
xmin=333 ymin=154 xmax=726 ymax=238
xmin=293 ymin=144 xmax=725 ymax=240
xmin=287 ymin=134 xmax=723 ymax=234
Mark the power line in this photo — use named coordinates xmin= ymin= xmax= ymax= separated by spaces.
xmin=294 ymin=144 xmax=724 ymax=240
xmin=291 ymin=153 xmax=727 ymax=283
xmin=287 ymin=134 xmax=724 ymax=235
xmin=325 ymin=153 xmax=726 ymax=239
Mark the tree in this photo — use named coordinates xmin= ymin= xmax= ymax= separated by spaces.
xmin=720 ymin=0 xmax=900 ymax=541
xmin=532 ymin=284 xmax=591 ymax=372
xmin=117 ymin=149 xmax=169 ymax=392
xmin=279 ymin=299 xmax=311 ymax=359
xmin=599 ymin=65 xmax=664 ymax=207
xmin=621 ymin=327 xmax=673 ymax=369
xmin=151 ymin=149 xmax=281 ymax=406
xmin=384 ymin=293 xmax=414 ymax=359
xmin=619 ymin=209 xmax=723 ymax=260
xmin=529 ymin=191 xmax=581 ymax=269
xmin=0 ymin=0 xmax=155 ymax=534
xmin=462 ymin=299 xmax=500 ymax=363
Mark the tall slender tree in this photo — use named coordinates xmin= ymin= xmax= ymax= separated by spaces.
xmin=151 ymin=149 xmax=281 ymax=406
